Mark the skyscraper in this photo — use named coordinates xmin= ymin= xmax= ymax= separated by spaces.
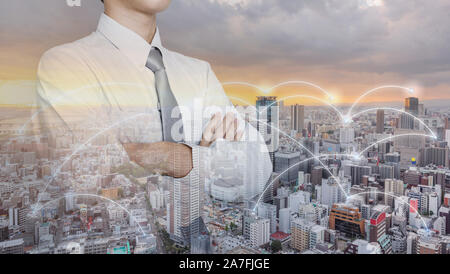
xmin=290 ymin=104 xmax=305 ymax=133
xmin=405 ymin=97 xmax=419 ymax=115
xmin=256 ymin=96 xmax=279 ymax=165
xmin=311 ymin=166 xmax=323 ymax=186
xmin=274 ymin=151 xmax=301 ymax=185
xmin=167 ymin=148 xmax=204 ymax=246
xmin=401 ymin=97 xmax=419 ymax=129
xmin=350 ymin=165 xmax=371 ymax=185
xmin=376 ymin=109 xmax=384 ymax=133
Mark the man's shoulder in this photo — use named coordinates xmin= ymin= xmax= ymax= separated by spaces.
xmin=164 ymin=48 xmax=210 ymax=72
xmin=39 ymin=32 xmax=108 ymax=68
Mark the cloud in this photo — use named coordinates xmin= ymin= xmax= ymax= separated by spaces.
xmin=0 ymin=0 xmax=449 ymax=101
xmin=158 ymin=0 xmax=450 ymax=88
xmin=0 ymin=0 xmax=103 ymax=79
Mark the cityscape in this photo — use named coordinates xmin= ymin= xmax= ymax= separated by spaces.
xmin=1 ymin=85 xmax=450 ymax=255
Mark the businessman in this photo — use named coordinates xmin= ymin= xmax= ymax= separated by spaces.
xmin=36 ymin=0 xmax=272 ymax=235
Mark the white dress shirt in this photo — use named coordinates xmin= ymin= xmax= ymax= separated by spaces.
xmin=36 ymin=13 xmax=272 ymax=199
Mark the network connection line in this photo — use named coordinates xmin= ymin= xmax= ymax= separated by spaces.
xmin=17 ymin=79 xmax=434 ymax=239
xmin=247 ymin=116 xmax=349 ymax=199
xmin=358 ymin=133 xmax=436 ymax=156
xmin=253 ymin=153 xmax=354 ymax=212
xmin=222 ymin=81 xmax=339 ymax=118
xmin=346 ymin=191 xmax=430 ymax=232
xmin=31 ymin=193 xmax=147 ymax=236
xmin=350 ymin=107 xmax=437 ymax=139
xmin=221 ymin=81 xmax=269 ymax=93
xmin=347 ymin=85 xmax=414 ymax=116
xmin=258 ymin=94 xmax=344 ymax=121
xmin=227 ymin=96 xmax=258 ymax=110
xmin=222 ymin=80 xmax=335 ymax=100
xmin=35 ymin=112 xmax=151 ymax=206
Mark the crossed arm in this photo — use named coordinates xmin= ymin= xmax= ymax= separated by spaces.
xmin=122 ymin=112 xmax=244 ymax=178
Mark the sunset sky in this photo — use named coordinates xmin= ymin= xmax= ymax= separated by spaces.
xmin=1 ymin=0 xmax=450 ymax=106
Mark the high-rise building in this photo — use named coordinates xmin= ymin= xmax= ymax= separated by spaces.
xmin=385 ymin=179 xmax=404 ymax=207
xmin=289 ymin=191 xmax=310 ymax=213
xmin=311 ymin=166 xmax=323 ymax=186
xmin=339 ymin=127 xmax=355 ymax=145
xmin=309 ymin=225 xmax=326 ymax=249
xmin=243 ymin=210 xmax=270 ymax=247
xmin=420 ymin=147 xmax=449 ymax=167
xmin=167 ymin=148 xmax=204 ymax=246
xmin=274 ymin=151 xmax=301 ymax=184
xmin=291 ymin=218 xmax=314 ymax=252
xmin=379 ymin=164 xmax=395 ymax=179
xmin=256 ymin=202 xmax=277 ymax=234
xmin=290 ymin=104 xmax=305 ymax=133
xmin=368 ymin=211 xmax=391 ymax=254
xmin=350 ymin=165 xmax=371 ymax=186
xmin=273 ymin=194 xmax=289 ymax=218
xmin=405 ymin=97 xmax=419 ymax=115
xmin=329 ymin=204 xmax=365 ymax=238
xmin=376 ymin=110 xmax=384 ymax=133
xmin=0 ymin=220 xmax=9 ymax=242
xmin=438 ymin=206 xmax=450 ymax=235
xmin=400 ymin=97 xmax=419 ymax=129
xmin=256 ymin=96 xmax=279 ymax=163
xmin=279 ymin=208 xmax=291 ymax=234
xmin=320 ymin=178 xmax=341 ymax=208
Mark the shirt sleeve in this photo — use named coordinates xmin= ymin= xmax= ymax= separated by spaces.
xmin=33 ymin=47 xmax=105 ymax=138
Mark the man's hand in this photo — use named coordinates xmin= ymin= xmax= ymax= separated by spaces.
xmin=200 ymin=112 xmax=244 ymax=147
xmin=122 ymin=142 xmax=192 ymax=178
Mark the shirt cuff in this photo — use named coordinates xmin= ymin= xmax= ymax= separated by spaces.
xmin=180 ymin=142 xmax=208 ymax=178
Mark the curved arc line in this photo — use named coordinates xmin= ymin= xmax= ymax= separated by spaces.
xmin=36 ymin=112 xmax=151 ymax=205
xmin=32 ymin=193 xmax=147 ymax=236
xmin=350 ymin=107 xmax=436 ymax=139
xmin=359 ymin=133 xmax=435 ymax=156
xmin=346 ymin=190 xmax=429 ymax=231
xmin=259 ymin=94 xmax=344 ymax=120
xmin=347 ymin=85 xmax=413 ymax=116
xmin=247 ymin=116 xmax=349 ymax=198
xmin=253 ymin=153 xmax=354 ymax=211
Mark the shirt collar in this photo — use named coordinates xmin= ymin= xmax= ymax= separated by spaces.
xmin=97 ymin=13 xmax=164 ymax=68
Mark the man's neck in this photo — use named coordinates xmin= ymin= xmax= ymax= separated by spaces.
xmin=104 ymin=6 xmax=157 ymax=43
